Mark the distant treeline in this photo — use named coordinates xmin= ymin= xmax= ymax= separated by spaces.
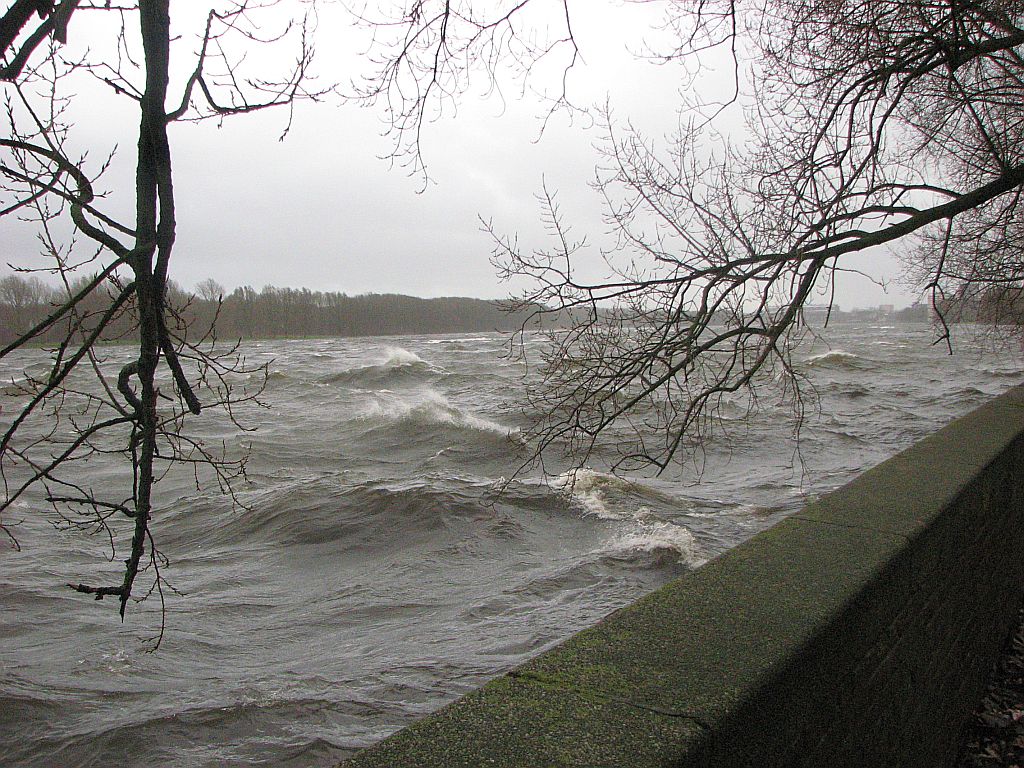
xmin=194 ymin=285 xmax=536 ymax=339
xmin=0 ymin=274 xmax=539 ymax=346
xmin=9 ymin=272 xmax=1014 ymax=348
xmin=933 ymin=286 xmax=1024 ymax=325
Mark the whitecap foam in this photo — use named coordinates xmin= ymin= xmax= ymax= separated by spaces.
xmin=552 ymin=468 xmax=637 ymax=519
xmin=424 ymin=336 xmax=496 ymax=345
xmin=0 ymin=377 xmax=29 ymax=396
xmin=320 ymin=347 xmax=442 ymax=387
xmin=803 ymin=349 xmax=861 ymax=367
xmin=552 ymin=469 xmax=677 ymax=520
xmin=599 ymin=521 xmax=705 ymax=566
xmin=554 ymin=467 xmax=638 ymax=495
xmin=380 ymin=347 xmax=426 ymax=367
xmin=361 ymin=389 xmax=517 ymax=438
xmin=569 ymin=485 xmax=615 ymax=518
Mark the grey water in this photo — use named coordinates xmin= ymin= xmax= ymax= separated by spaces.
xmin=0 ymin=322 xmax=1020 ymax=767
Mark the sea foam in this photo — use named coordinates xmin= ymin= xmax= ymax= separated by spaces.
xmin=361 ymin=388 xmax=516 ymax=438
xmin=599 ymin=521 xmax=705 ymax=567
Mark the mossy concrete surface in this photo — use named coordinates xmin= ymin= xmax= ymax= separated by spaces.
xmin=341 ymin=386 xmax=1024 ymax=768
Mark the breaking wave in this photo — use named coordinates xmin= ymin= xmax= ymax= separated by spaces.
xmin=359 ymin=388 xmax=517 ymax=439
xmin=320 ymin=347 xmax=443 ymax=387
xmin=803 ymin=349 xmax=864 ymax=369
xmin=0 ymin=377 xmax=29 ymax=397
xmin=597 ymin=521 xmax=705 ymax=567
xmin=552 ymin=468 xmax=679 ymax=520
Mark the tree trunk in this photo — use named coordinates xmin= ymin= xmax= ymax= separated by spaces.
xmin=120 ymin=0 xmax=174 ymax=617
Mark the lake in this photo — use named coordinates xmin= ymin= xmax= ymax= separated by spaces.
xmin=1 ymin=322 xmax=1020 ymax=766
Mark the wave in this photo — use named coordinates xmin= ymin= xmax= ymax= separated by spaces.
xmin=547 ymin=469 xmax=705 ymax=567
xmin=424 ymin=336 xmax=495 ymax=345
xmin=553 ymin=469 xmax=634 ymax=519
xmin=596 ymin=521 xmax=705 ymax=567
xmin=834 ymin=383 xmax=870 ymax=398
xmin=803 ymin=349 xmax=866 ymax=369
xmin=319 ymin=347 xmax=442 ymax=388
xmin=359 ymin=389 xmax=518 ymax=440
xmin=265 ymin=369 xmax=292 ymax=383
xmin=381 ymin=346 xmax=425 ymax=366
xmin=6 ymin=694 xmax=352 ymax=768
xmin=811 ymin=427 xmax=870 ymax=445
xmin=167 ymin=474 xmax=507 ymax=550
xmin=544 ymin=468 xmax=707 ymax=568
xmin=956 ymin=385 xmax=987 ymax=397
xmin=980 ymin=367 xmax=1024 ymax=380
xmin=0 ymin=380 xmax=30 ymax=397
xmin=552 ymin=468 xmax=678 ymax=520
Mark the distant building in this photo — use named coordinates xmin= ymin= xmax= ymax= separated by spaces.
xmin=799 ymin=304 xmax=836 ymax=325
xmin=879 ymin=304 xmax=895 ymax=314
xmin=895 ymin=302 xmax=932 ymax=323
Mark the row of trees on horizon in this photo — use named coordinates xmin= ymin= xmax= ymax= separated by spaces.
xmin=5 ymin=271 xmax=1023 ymax=350
xmin=0 ymin=273 xmax=534 ymax=346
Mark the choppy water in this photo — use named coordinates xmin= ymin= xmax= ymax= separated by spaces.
xmin=1 ymin=322 xmax=1020 ymax=767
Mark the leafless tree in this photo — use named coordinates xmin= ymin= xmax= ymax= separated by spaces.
xmin=194 ymin=277 xmax=225 ymax=303
xmin=0 ymin=272 xmax=50 ymax=307
xmin=348 ymin=0 xmax=581 ymax=178
xmin=0 ymin=0 xmax=327 ymax=642
xmin=359 ymin=0 xmax=1024 ymax=472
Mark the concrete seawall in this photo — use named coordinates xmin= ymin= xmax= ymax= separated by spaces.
xmin=342 ymin=385 xmax=1024 ymax=767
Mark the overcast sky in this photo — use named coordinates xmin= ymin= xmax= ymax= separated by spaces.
xmin=2 ymin=1 xmax=920 ymax=309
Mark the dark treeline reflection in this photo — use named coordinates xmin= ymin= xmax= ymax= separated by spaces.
xmin=0 ymin=274 xmax=534 ymax=345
